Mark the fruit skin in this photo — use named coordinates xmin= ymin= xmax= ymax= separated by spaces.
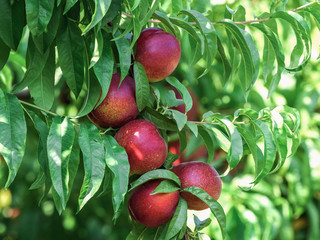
xmin=88 ymin=73 xmax=139 ymax=128
xmin=169 ymin=87 xmax=199 ymax=121
xmin=128 ymin=179 xmax=180 ymax=228
xmin=114 ymin=119 xmax=168 ymax=175
xmin=172 ymin=161 xmax=222 ymax=210
xmin=135 ymin=28 xmax=181 ymax=82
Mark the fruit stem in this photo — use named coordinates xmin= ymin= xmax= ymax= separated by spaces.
xmin=121 ymin=1 xmax=316 ymax=25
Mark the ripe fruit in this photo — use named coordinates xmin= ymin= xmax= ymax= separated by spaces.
xmin=135 ymin=27 xmax=181 ymax=82
xmin=128 ymin=179 xmax=180 ymax=228
xmin=169 ymin=87 xmax=199 ymax=121
xmin=88 ymin=73 xmax=139 ymax=128
xmin=114 ymin=119 xmax=168 ymax=175
xmin=172 ymin=161 xmax=222 ymax=210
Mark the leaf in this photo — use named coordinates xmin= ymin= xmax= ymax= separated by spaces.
xmin=217 ymin=36 xmax=232 ymax=81
xmin=113 ymin=30 xmax=131 ymax=82
xmin=166 ymin=77 xmax=193 ymax=112
xmin=32 ymin=3 xmax=62 ymax=54
xmin=198 ymin=126 xmax=215 ymax=163
xmin=63 ymin=0 xmax=78 ymax=15
xmin=130 ymin=169 xmax=181 ymax=191
xmin=251 ymin=23 xmax=285 ymax=96
xmin=0 ymin=90 xmax=26 ymax=188
xmin=13 ymin=36 xmax=50 ymax=93
xmin=76 ymin=71 xmax=101 ymax=117
xmin=25 ymin=0 xmax=55 ymax=37
xmin=158 ymin=198 xmax=188 ymax=240
xmin=182 ymin=186 xmax=226 ymax=239
xmin=153 ymin=11 xmax=177 ymax=36
xmin=251 ymin=120 xmax=277 ymax=185
xmin=140 ymin=0 xmax=160 ymax=26
xmin=56 ymin=17 xmax=85 ymax=98
xmin=219 ymin=19 xmax=259 ymax=93
xmin=93 ymin=31 xmax=114 ymax=106
xmin=28 ymin=44 xmax=55 ymax=110
xmin=78 ymin=123 xmax=105 ymax=211
xmin=0 ymin=38 xmax=10 ymax=71
xmin=186 ymin=121 xmax=198 ymax=137
xmin=194 ymin=215 xmax=212 ymax=231
xmin=151 ymin=179 xmax=180 ymax=194
xmin=170 ymin=109 xmax=187 ymax=131
xmin=82 ymin=0 xmax=112 ymax=34
xmin=102 ymin=135 xmax=130 ymax=217
xmin=47 ymin=117 xmax=75 ymax=209
xmin=134 ymin=62 xmax=150 ymax=111
xmin=0 ymin=0 xmax=25 ymax=50
xmin=142 ymin=107 xmax=178 ymax=131
xmin=126 ymin=224 xmax=147 ymax=240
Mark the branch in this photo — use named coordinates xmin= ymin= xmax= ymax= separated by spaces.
xmin=121 ymin=1 xmax=316 ymax=25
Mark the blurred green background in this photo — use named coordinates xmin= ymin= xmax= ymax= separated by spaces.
xmin=0 ymin=0 xmax=319 ymax=239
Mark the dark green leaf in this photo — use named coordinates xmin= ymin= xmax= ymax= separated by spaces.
xmin=0 ymin=38 xmax=10 ymax=71
xmin=57 ymin=18 xmax=85 ymax=98
xmin=28 ymin=44 xmax=55 ymax=110
xmin=153 ymin=11 xmax=177 ymax=36
xmin=113 ymin=30 xmax=131 ymax=82
xmin=198 ymin=125 xmax=215 ymax=163
xmin=0 ymin=0 xmax=25 ymax=50
xmin=78 ymin=123 xmax=105 ymax=211
xmin=102 ymin=135 xmax=130 ymax=217
xmin=140 ymin=0 xmax=160 ymax=26
xmin=151 ymin=179 xmax=180 ymax=194
xmin=47 ymin=117 xmax=75 ymax=209
xmin=0 ymin=90 xmax=26 ymax=188
xmin=182 ymin=186 xmax=226 ymax=239
xmin=82 ymin=0 xmax=112 ymax=34
xmin=25 ymin=0 xmax=55 ymax=36
xmin=186 ymin=121 xmax=198 ymax=137
xmin=142 ymin=107 xmax=178 ymax=131
xmin=158 ymin=198 xmax=188 ymax=240
xmin=93 ymin=31 xmax=114 ymax=106
xmin=63 ymin=0 xmax=78 ymax=14
xmin=134 ymin=62 xmax=150 ymax=111
xmin=170 ymin=109 xmax=187 ymax=131
xmin=126 ymin=223 xmax=147 ymax=240
xmin=13 ymin=36 xmax=50 ymax=93
xmin=194 ymin=215 xmax=212 ymax=231
xmin=163 ymin=152 xmax=180 ymax=169
xmin=130 ymin=169 xmax=181 ymax=191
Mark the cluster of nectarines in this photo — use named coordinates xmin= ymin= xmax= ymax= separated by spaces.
xmin=87 ymin=27 xmax=222 ymax=228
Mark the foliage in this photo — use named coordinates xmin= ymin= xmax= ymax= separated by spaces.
xmin=0 ymin=0 xmax=319 ymax=239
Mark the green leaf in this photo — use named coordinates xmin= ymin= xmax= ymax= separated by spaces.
xmin=126 ymin=223 xmax=147 ymax=240
xmin=47 ymin=117 xmax=75 ymax=209
xmin=57 ymin=18 xmax=85 ymax=98
xmin=130 ymin=169 xmax=181 ymax=191
xmin=163 ymin=153 xmax=180 ymax=169
xmin=93 ymin=31 xmax=114 ymax=106
xmin=140 ymin=0 xmax=160 ymax=26
xmin=134 ymin=62 xmax=150 ymax=111
xmin=166 ymin=77 xmax=193 ymax=112
xmin=198 ymin=125 xmax=215 ymax=163
xmin=153 ymin=11 xmax=177 ymax=36
xmin=182 ymin=186 xmax=226 ymax=239
xmin=130 ymin=0 xmax=141 ymax=11
xmin=170 ymin=109 xmax=187 ymax=132
xmin=63 ymin=0 xmax=78 ymax=15
xmin=151 ymin=179 xmax=180 ymax=194
xmin=76 ymin=71 xmax=101 ymax=117
xmin=251 ymin=23 xmax=285 ymax=96
xmin=102 ymin=135 xmax=130 ymax=217
xmin=217 ymin=36 xmax=232 ymax=81
xmin=32 ymin=4 xmax=62 ymax=54
xmin=158 ymin=198 xmax=188 ymax=240
xmin=28 ymin=44 xmax=55 ymax=110
xmin=251 ymin=120 xmax=276 ymax=184
xmin=78 ymin=123 xmax=105 ymax=211
xmin=82 ymin=0 xmax=111 ymax=34
xmin=304 ymin=3 xmax=320 ymax=28
xmin=0 ymin=90 xmax=26 ymax=188
xmin=113 ymin=30 xmax=131 ymax=82
xmin=89 ymin=28 xmax=104 ymax=69
xmin=142 ymin=107 xmax=178 ymax=131
xmin=186 ymin=121 xmax=198 ymax=137
xmin=194 ymin=215 xmax=212 ymax=231
xmin=219 ymin=19 xmax=259 ymax=93
xmin=25 ymin=0 xmax=55 ymax=37
xmin=13 ymin=36 xmax=50 ymax=93
xmin=0 ymin=0 xmax=25 ymax=50
xmin=0 ymin=38 xmax=10 ymax=71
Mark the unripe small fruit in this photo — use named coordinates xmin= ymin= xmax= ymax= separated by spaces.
xmin=135 ymin=28 xmax=181 ymax=82
xmin=172 ymin=161 xmax=222 ymax=210
xmin=128 ymin=179 xmax=180 ymax=228
xmin=115 ymin=119 xmax=167 ymax=175
xmin=88 ymin=73 xmax=139 ymax=128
